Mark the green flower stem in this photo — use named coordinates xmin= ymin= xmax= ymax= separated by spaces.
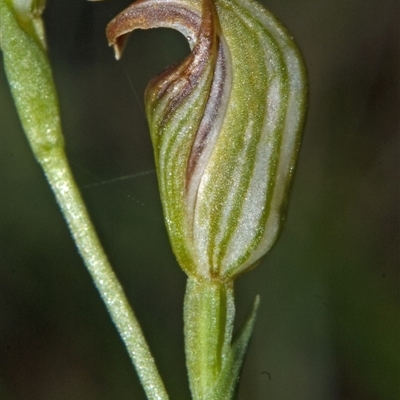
xmin=1 ymin=1 xmax=168 ymax=399
xmin=41 ymin=150 xmax=169 ymax=400
xmin=184 ymin=278 xmax=259 ymax=399
xmin=184 ymin=279 xmax=235 ymax=399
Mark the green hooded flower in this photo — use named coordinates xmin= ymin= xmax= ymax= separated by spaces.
xmin=107 ymin=0 xmax=307 ymax=282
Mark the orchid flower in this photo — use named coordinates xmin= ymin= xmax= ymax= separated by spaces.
xmin=107 ymin=0 xmax=307 ymax=397
xmin=1 ymin=0 xmax=307 ymax=397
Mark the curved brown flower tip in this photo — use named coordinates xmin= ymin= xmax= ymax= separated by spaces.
xmin=107 ymin=0 xmax=307 ymax=282
xmin=107 ymin=0 xmax=210 ymax=58
xmin=106 ymin=0 xmax=225 ymax=275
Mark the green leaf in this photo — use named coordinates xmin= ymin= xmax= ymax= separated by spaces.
xmin=210 ymin=295 xmax=260 ymax=399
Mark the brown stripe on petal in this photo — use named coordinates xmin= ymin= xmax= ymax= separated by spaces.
xmin=186 ymin=39 xmax=228 ymax=183
xmin=106 ymin=0 xmax=220 ymax=136
xmin=146 ymin=0 xmax=218 ymax=124
xmin=184 ymin=35 xmax=232 ymax=245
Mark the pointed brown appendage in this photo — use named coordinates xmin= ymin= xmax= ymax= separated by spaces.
xmin=106 ymin=0 xmax=217 ymax=126
xmin=106 ymin=0 xmax=200 ymax=59
xmin=106 ymin=0 xmax=229 ymax=213
xmin=150 ymin=0 xmax=217 ymax=127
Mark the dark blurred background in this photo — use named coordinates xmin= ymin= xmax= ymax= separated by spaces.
xmin=1 ymin=0 xmax=399 ymax=399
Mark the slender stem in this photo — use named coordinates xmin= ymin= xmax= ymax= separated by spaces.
xmin=40 ymin=148 xmax=169 ymax=400
xmin=184 ymin=277 xmax=259 ymax=400
xmin=1 ymin=2 xmax=169 ymax=397
xmin=184 ymin=278 xmax=235 ymax=399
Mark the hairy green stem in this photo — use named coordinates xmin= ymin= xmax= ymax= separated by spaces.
xmin=184 ymin=277 xmax=259 ymax=399
xmin=41 ymin=149 xmax=169 ymax=400
xmin=1 ymin=1 xmax=169 ymax=398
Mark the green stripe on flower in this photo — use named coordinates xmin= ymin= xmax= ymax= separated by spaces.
xmin=107 ymin=0 xmax=307 ymax=282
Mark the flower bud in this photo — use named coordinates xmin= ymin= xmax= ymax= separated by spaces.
xmin=107 ymin=0 xmax=307 ymax=281
xmin=6 ymin=0 xmax=47 ymax=49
